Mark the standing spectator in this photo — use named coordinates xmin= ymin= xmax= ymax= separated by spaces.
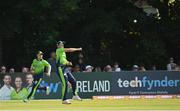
xmin=25 ymin=74 xmax=34 ymax=94
xmin=113 ymin=62 xmax=121 ymax=72
xmin=22 ymin=67 xmax=29 ymax=73
xmin=47 ymin=52 xmax=57 ymax=72
xmin=9 ymin=68 xmax=15 ymax=74
xmin=0 ymin=75 xmax=14 ymax=100
xmin=78 ymin=59 xmax=86 ymax=71
xmin=167 ymin=57 xmax=177 ymax=71
xmin=132 ymin=65 xmax=139 ymax=71
xmin=1 ymin=66 xmax=6 ymax=74
xmin=78 ymin=53 xmax=84 ymax=59
xmin=10 ymin=77 xmax=29 ymax=100
xmin=84 ymin=65 xmax=94 ymax=72
xmin=104 ymin=65 xmax=112 ymax=72
xmin=151 ymin=65 xmax=156 ymax=71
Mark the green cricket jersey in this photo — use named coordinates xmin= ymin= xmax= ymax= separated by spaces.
xmin=10 ymin=88 xmax=29 ymax=100
xmin=31 ymin=59 xmax=50 ymax=74
xmin=56 ymin=48 xmax=68 ymax=66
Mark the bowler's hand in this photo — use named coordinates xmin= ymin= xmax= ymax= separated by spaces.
xmin=79 ymin=48 xmax=82 ymax=51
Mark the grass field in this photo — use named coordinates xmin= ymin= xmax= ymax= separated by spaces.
xmin=1 ymin=99 xmax=180 ymax=111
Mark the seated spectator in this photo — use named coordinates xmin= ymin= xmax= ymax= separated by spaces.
xmin=47 ymin=52 xmax=57 ymax=72
xmin=0 ymin=75 xmax=14 ymax=100
xmin=113 ymin=62 xmax=121 ymax=72
xmin=94 ymin=66 xmax=102 ymax=72
xmin=132 ymin=65 xmax=139 ymax=71
xmin=84 ymin=65 xmax=94 ymax=72
xmin=9 ymin=68 xmax=15 ymax=74
xmin=1 ymin=66 xmax=6 ymax=74
xmin=10 ymin=77 xmax=28 ymax=100
xmin=25 ymin=74 xmax=34 ymax=94
xmin=73 ymin=64 xmax=81 ymax=73
xmin=139 ymin=65 xmax=146 ymax=71
xmin=104 ymin=65 xmax=112 ymax=72
xmin=167 ymin=57 xmax=177 ymax=71
xmin=175 ymin=66 xmax=180 ymax=71
xmin=22 ymin=67 xmax=29 ymax=73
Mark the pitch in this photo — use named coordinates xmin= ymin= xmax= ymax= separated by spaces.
xmin=1 ymin=99 xmax=180 ymax=111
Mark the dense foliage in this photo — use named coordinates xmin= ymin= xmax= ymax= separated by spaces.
xmin=1 ymin=0 xmax=180 ymax=70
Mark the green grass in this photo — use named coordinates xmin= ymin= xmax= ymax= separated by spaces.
xmin=1 ymin=99 xmax=180 ymax=111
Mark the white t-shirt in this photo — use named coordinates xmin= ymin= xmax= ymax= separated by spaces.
xmin=0 ymin=85 xmax=14 ymax=100
xmin=167 ymin=63 xmax=177 ymax=71
xmin=115 ymin=68 xmax=121 ymax=72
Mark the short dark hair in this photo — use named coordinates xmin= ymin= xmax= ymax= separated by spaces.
xmin=57 ymin=41 xmax=65 ymax=46
xmin=3 ymin=74 xmax=11 ymax=79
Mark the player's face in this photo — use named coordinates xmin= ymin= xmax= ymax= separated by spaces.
xmin=37 ymin=54 xmax=43 ymax=60
xmin=58 ymin=43 xmax=64 ymax=48
xmin=26 ymin=75 xmax=33 ymax=85
xmin=15 ymin=77 xmax=22 ymax=88
xmin=3 ymin=75 xmax=11 ymax=85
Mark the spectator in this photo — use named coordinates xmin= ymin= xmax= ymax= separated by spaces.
xmin=73 ymin=64 xmax=80 ymax=73
xmin=0 ymin=75 xmax=14 ymax=100
xmin=139 ymin=65 xmax=146 ymax=71
xmin=1 ymin=66 xmax=6 ymax=74
xmin=47 ymin=52 xmax=57 ymax=72
xmin=167 ymin=57 xmax=177 ymax=71
xmin=113 ymin=62 xmax=121 ymax=72
xmin=25 ymin=74 xmax=33 ymax=94
xmin=84 ymin=65 xmax=94 ymax=72
xmin=10 ymin=77 xmax=29 ymax=100
xmin=78 ymin=53 xmax=84 ymax=59
xmin=132 ymin=65 xmax=139 ymax=71
xmin=104 ymin=65 xmax=112 ymax=72
xmin=78 ymin=59 xmax=86 ymax=71
xmin=22 ymin=67 xmax=29 ymax=73
xmin=94 ymin=66 xmax=102 ymax=72
xmin=151 ymin=65 xmax=156 ymax=71
xmin=9 ymin=68 xmax=15 ymax=74
xmin=175 ymin=66 xmax=180 ymax=71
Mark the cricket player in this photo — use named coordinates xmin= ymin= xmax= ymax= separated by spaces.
xmin=56 ymin=41 xmax=82 ymax=104
xmin=23 ymin=51 xmax=51 ymax=102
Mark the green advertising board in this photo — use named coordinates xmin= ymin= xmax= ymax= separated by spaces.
xmin=0 ymin=71 xmax=180 ymax=99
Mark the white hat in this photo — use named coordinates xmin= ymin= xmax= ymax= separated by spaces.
xmin=86 ymin=65 xmax=93 ymax=70
xmin=133 ymin=65 xmax=139 ymax=68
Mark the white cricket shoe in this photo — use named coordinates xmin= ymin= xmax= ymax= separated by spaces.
xmin=72 ymin=95 xmax=82 ymax=101
xmin=23 ymin=98 xmax=29 ymax=103
xmin=62 ymin=100 xmax=71 ymax=104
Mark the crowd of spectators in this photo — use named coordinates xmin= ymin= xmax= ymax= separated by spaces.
xmin=0 ymin=53 xmax=180 ymax=74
